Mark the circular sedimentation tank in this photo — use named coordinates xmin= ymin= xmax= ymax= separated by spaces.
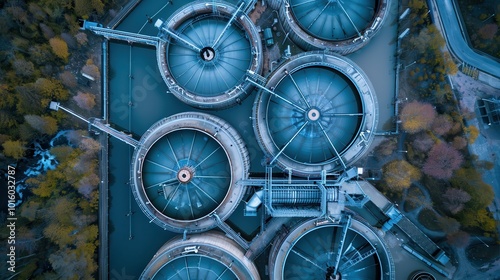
xmin=157 ymin=1 xmax=263 ymax=109
xmin=131 ymin=112 xmax=249 ymax=233
xmin=269 ymin=0 xmax=390 ymax=54
xmin=141 ymin=231 xmax=260 ymax=279
xmin=409 ymin=271 xmax=436 ymax=280
xmin=253 ymin=52 xmax=377 ymax=177
xmin=269 ymin=217 xmax=393 ymax=280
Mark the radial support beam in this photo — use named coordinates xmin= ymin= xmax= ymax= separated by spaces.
xmin=340 ymin=248 xmax=377 ymax=271
xmin=285 ymin=70 xmax=311 ymax=109
xmin=333 ymin=215 xmax=352 ymax=276
xmin=246 ymin=78 xmax=306 ymax=112
xmin=212 ymin=1 xmax=245 ymax=49
xmin=336 ymin=1 xmax=362 ymax=37
xmin=291 ymin=248 xmax=327 ymax=273
xmin=161 ymin=27 xmax=201 ymax=52
xmin=270 ymin=121 xmax=309 ymax=164
xmin=317 ymin=122 xmax=346 ymax=169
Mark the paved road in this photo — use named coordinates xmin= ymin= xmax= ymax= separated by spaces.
xmin=430 ymin=0 xmax=500 ymax=78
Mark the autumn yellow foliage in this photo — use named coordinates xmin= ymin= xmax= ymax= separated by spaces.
xmin=49 ymin=37 xmax=69 ymax=61
xmin=383 ymin=160 xmax=422 ymax=191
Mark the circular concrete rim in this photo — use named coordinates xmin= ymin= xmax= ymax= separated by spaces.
xmin=157 ymin=1 xmax=263 ymax=109
xmin=268 ymin=217 xmax=393 ymax=280
xmin=141 ymin=232 xmax=260 ymax=279
xmin=277 ymin=0 xmax=390 ymax=53
xmin=131 ymin=112 xmax=249 ymax=233
xmin=252 ymin=51 xmax=378 ymax=177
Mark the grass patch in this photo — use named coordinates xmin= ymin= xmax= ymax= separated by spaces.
xmin=404 ymin=185 xmax=424 ymax=212
xmin=466 ymin=243 xmax=500 ymax=268
xmin=418 ymin=208 xmax=441 ymax=231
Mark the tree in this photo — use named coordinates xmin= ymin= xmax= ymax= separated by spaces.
xmin=16 ymin=84 xmax=44 ymax=114
xmin=77 ymin=172 xmax=99 ymax=198
xmin=73 ymin=92 xmax=96 ymax=110
xmin=452 ymin=168 xmax=494 ymax=211
xmin=50 ymin=145 xmax=74 ymax=163
xmin=74 ymin=32 xmax=88 ymax=46
xmin=25 ymin=115 xmax=58 ymax=135
xmin=442 ymin=188 xmax=471 ymax=214
xmin=447 ymin=231 xmax=470 ymax=248
xmin=34 ymin=78 xmax=69 ymax=105
xmin=2 ymin=140 xmax=26 ymax=159
xmin=49 ymin=37 xmax=69 ymax=61
xmin=0 ymin=111 xmax=17 ymax=130
xmin=423 ymin=142 xmax=463 ymax=179
xmin=431 ymin=114 xmax=453 ymax=136
xmin=443 ymin=52 xmax=458 ymax=75
xmin=74 ymin=0 xmax=104 ymax=18
xmin=437 ymin=215 xmax=460 ymax=235
xmin=451 ymin=136 xmax=467 ymax=150
xmin=460 ymin=209 xmax=497 ymax=233
xmin=12 ymin=58 xmax=35 ymax=78
xmin=478 ymin=24 xmax=498 ymax=40
xmin=29 ymin=44 xmax=54 ymax=65
xmin=20 ymin=201 xmax=41 ymax=221
xmin=49 ymin=248 xmax=89 ymax=279
xmin=465 ymin=125 xmax=479 ymax=144
xmin=400 ymin=101 xmax=436 ymax=133
xmin=383 ymin=160 xmax=421 ymax=191
xmin=59 ymin=71 xmax=77 ymax=89
xmin=82 ymin=64 xmax=100 ymax=80
xmin=61 ymin=32 xmax=77 ymax=49
xmin=375 ymin=137 xmax=397 ymax=158
xmin=39 ymin=23 xmax=55 ymax=39
xmin=43 ymin=223 xmax=75 ymax=248
xmin=412 ymin=132 xmax=434 ymax=152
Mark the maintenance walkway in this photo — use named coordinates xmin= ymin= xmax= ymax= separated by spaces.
xmin=82 ymin=21 xmax=160 ymax=46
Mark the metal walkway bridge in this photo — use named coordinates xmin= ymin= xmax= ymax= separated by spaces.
xmin=82 ymin=21 xmax=160 ymax=46
xmin=49 ymin=102 xmax=139 ymax=148
xmin=90 ymin=119 xmax=139 ymax=147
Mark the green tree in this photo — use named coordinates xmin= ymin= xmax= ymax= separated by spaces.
xmin=43 ymin=223 xmax=75 ymax=248
xmin=383 ymin=160 xmax=422 ymax=191
xmin=452 ymin=168 xmax=494 ymax=210
xmin=16 ymin=84 xmax=44 ymax=115
xmin=2 ymin=140 xmax=26 ymax=159
xmin=12 ymin=58 xmax=35 ymax=78
xmin=20 ymin=201 xmax=41 ymax=221
xmin=34 ymin=78 xmax=69 ymax=106
xmin=74 ymin=0 xmax=104 ymax=18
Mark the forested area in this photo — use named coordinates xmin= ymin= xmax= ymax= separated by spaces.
xmin=378 ymin=0 xmax=497 ymax=247
xmin=457 ymin=0 xmax=500 ymax=59
xmin=0 ymin=0 xmax=119 ymax=278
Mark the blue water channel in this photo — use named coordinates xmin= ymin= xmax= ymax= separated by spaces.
xmin=106 ymin=0 xmax=398 ymax=278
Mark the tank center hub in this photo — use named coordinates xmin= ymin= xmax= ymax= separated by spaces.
xmin=307 ymin=108 xmax=321 ymax=121
xmin=177 ymin=167 xmax=195 ymax=183
xmin=200 ymin=47 xmax=216 ymax=61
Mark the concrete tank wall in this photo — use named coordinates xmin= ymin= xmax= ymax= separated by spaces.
xmin=141 ymin=231 xmax=260 ymax=279
xmin=131 ymin=112 xmax=249 ymax=233
xmin=156 ymin=1 xmax=263 ymax=109
xmin=252 ymin=51 xmax=378 ymax=177
xmin=268 ymin=0 xmax=391 ymax=54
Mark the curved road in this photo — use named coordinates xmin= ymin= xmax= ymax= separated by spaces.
xmin=430 ymin=0 xmax=500 ymax=79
